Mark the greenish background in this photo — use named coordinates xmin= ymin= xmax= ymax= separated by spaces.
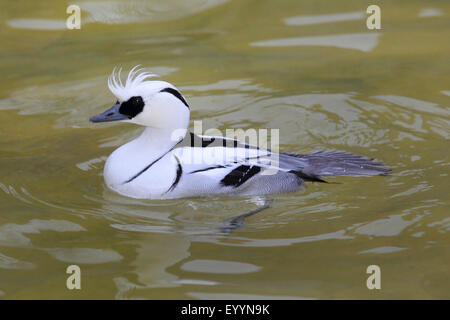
xmin=0 ymin=0 xmax=449 ymax=299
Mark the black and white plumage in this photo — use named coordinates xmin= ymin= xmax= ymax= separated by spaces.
xmin=90 ymin=67 xmax=389 ymax=199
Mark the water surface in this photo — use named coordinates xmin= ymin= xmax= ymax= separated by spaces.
xmin=0 ymin=0 xmax=449 ymax=299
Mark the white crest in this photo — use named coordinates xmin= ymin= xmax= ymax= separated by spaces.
xmin=108 ymin=65 xmax=156 ymax=101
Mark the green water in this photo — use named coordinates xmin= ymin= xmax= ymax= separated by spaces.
xmin=0 ymin=0 xmax=449 ymax=299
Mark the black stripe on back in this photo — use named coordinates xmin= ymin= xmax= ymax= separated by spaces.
xmin=189 ymin=165 xmax=226 ymax=174
xmin=160 ymin=87 xmax=189 ymax=109
xmin=220 ymin=165 xmax=261 ymax=188
xmin=222 ymin=139 xmax=239 ymax=148
xmin=189 ymin=132 xmax=216 ymax=147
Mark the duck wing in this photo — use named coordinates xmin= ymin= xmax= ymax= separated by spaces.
xmin=173 ymin=133 xmax=388 ymax=188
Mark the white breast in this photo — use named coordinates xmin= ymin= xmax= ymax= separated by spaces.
xmin=104 ymin=141 xmax=178 ymax=199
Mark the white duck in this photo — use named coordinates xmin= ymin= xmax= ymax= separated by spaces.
xmin=90 ymin=67 xmax=388 ymax=200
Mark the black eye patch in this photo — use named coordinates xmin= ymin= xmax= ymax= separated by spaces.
xmin=160 ymin=88 xmax=189 ymax=109
xmin=119 ymin=96 xmax=144 ymax=118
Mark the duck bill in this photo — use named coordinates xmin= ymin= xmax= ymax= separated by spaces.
xmin=90 ymin=103 xmax=129 ymax=123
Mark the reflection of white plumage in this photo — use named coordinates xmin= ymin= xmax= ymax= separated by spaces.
xmin=90 ymin=67 xmax=389 ymax=199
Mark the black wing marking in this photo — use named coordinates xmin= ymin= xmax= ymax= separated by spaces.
xmin=165 ymin=156 xmax=183 ymax=193
xmin=220 ymin=165 xmax=261 ymax=188
xmin=175 ymin=132 xmax=260 ymax=150
xmin=188 ymin=165 xmax=227 ymax=174
xmin=289 ymin=170 xmax=328 ymax=183
xmin=189 ymin=132 xmax=216 ymax=147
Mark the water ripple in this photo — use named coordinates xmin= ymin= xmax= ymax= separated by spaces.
xmin=252 ymin=33 xmax=381 ymax=52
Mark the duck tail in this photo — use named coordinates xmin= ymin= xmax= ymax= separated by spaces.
xmin=285 ymin=150 xmax=390 ymax=178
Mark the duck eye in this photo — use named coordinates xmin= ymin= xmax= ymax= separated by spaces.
xmin=131 ymin=97 xmax=143 ymax=106
xmin=119 ymin=96 xmax=145 ymax=118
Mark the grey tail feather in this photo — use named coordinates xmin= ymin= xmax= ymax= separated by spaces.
xmin=285 ymin=150 xmax=390 ymax=179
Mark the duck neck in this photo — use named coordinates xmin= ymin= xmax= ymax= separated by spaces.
xmin=136 ymin=126 xmax=187 ymax=154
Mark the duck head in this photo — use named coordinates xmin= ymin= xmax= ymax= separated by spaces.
xmin=90 ymin=66 xmax=190 ymax=131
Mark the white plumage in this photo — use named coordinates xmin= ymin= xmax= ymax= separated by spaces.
xmin=90 ymin=67 xmax=389 ymax=199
